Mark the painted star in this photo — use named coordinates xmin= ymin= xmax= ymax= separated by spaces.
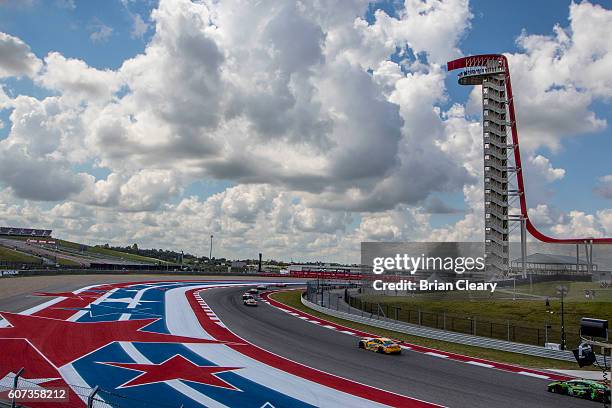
xmin=101 ymin=355 xmax=243 ymax=390
xmin=0 ymin=312 xmax=232 ymax=367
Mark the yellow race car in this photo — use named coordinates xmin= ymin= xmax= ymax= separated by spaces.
xmin=358 ymin=337 xmax=402 ymax=354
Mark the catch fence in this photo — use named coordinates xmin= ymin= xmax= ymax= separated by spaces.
xmin=0 ymin=369 xmax=184 ymax=408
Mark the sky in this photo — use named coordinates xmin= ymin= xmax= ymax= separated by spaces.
xmin=0 ymin=0 xmax=610 ymax=262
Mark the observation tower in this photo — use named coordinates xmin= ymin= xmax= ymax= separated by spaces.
xmin=447 ymin=54 xmax=612 ymax=277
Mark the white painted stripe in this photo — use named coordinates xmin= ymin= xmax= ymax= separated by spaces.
xmin=67 ymin=288 xmax=119 ymax=322
xmin=517 ymin=371 xmax=549 ymax=379
xmin=322 ymin=325 xmax=336 ymax=330
xmin=16 ymin=282 xmax=123 ymax=321
xmin=164 ymin=286 xmax=216 ymax=341
xmin=465 ymin=361 xmax=495 ymax=368
xmin=297 ymin=316 xmax=309 ymax=320
xmin=308 ymin=320 xmax=321 ymax=324
xmin=20 ymin=296 xmax=66 ymax=316
xmin=425 ymin=352 xmax=449 ymax=359
xmin=400 ymin=345 xmax=412 ymax=350
xmin=339 ymin=330 xmax=355 ymax=335
xmin=127 ymin=286 xmax=149 ymax=309
xmin=58 ymin=364 xmax=93 ymax=405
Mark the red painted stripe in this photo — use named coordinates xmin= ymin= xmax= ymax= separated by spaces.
xmin=262 ymin=290 xmax=573 ymax=382
xmin=186 ymin=288 xmax=440 ymax=408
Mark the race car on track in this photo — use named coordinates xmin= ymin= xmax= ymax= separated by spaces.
xmin=242 ymin=293 xmax=253 ymax=300
xmin=275 ymin=283 xmax=287 ymax=288
xmin=248 ymin=288 xmax=258 ymax=294
xmin=358 ymin=337 xmax=401 ymax=354
xmin=547 ymin=379 xmax=610 ymax=403
xmin=256 ymin=285 xmax=267 ymax=291
xmin=244 ymin=297 xmax=258 ymax=307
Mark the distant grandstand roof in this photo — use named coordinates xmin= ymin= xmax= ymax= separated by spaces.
xmin=511 ymin=252 xmax=588 ymax=265
xmin=0 ymin=226 xmax=52 ymax=237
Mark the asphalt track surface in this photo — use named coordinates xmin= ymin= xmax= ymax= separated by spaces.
xmin=202 ymin=286 xmax=597 ymax=408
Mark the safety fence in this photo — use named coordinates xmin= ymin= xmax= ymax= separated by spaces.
xmin=346 ymin=294 xmax=581 ymax=348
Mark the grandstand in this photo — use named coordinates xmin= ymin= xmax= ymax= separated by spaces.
xmin=0 ymin=226 xmax=52 ymax=237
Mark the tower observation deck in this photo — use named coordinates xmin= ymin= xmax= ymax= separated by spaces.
xmin=447 ymin=54 xmax=612 ymax=277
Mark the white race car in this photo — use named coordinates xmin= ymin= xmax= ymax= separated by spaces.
xmin=244 ymin=297 xmax=258 ymax=307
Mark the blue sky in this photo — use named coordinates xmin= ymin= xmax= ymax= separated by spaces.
xmin=0 ymin=0 xmax=610 ymax=258
xmin=2 ymin=0 xmax=609 ymax=213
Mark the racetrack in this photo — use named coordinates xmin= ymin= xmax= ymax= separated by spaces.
xmin=0 ymin=278 xmax=599 ymax=408
xmin=201 ymin=286 xmax=596 ymax=408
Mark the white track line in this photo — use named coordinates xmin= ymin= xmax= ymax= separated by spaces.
xmin=466 ymin=361 xmax=495 ymax=368
xmin=424 ymin=352 xmax=449 ymax=359
xmin=517 ymin=371 xmax=549 ymax=379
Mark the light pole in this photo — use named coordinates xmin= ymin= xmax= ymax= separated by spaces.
xmin=544 ymin=298 xmax=554 ymax=345
xmin=557 ymin=285 xmax=568 ymax=350
xmin=209 ymin=235 xmax=213 ymax=261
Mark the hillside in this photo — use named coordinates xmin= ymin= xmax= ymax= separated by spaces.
xmin=0 ymin=246 xmax=42 ymax=264
xmin=0 ymin=236 xmax=172 ymax=267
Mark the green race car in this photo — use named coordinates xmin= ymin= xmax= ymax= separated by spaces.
xmin=547 ymin=379 xmax=610 ymax=403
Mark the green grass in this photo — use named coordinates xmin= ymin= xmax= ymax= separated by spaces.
xmin=54 ymin=239 xmax=84 ymax=251
xmin=355 ymin=288 xmax=611 ymax=347
xmin=0 ymin=246 xmax=42 ymax=264
xmin=514 ymin=280 xmax=612 ymax=301
xmin=271 ymin=290 xmax=589 ymax=370
xmin=55 ymin=257 xmax=82 ymax=267
xmin=88 ymin=247 xmax=169 ymax=264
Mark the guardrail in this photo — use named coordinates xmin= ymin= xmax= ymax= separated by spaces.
xmin=301 ymin=291 xmax=608 ymax=365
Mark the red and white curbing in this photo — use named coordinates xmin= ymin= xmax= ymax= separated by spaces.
xmin=194 ymin=289 xmax=226 ymax=327
xmin=260 ymin=290 xmax=573 ymax=382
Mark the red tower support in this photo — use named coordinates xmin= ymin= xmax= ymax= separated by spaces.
xmin=447 ymin=54 xmax=612 ymax=245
